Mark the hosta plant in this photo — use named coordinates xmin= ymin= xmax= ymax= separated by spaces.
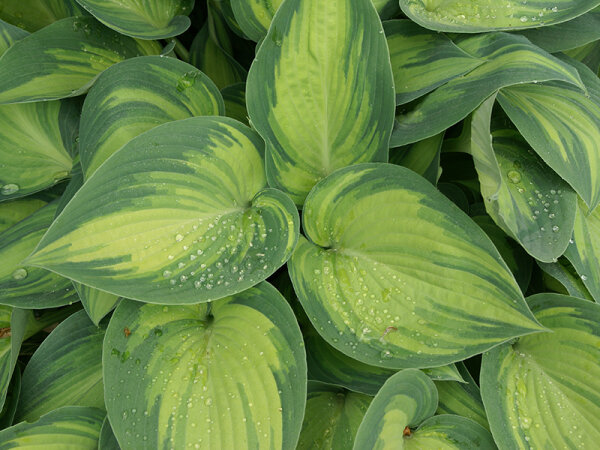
xmin=0 ymin=0 xmax=599 ymax=448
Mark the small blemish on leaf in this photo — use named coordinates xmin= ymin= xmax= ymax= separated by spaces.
xmin=124 ymin=327 xmax=131 ymax=337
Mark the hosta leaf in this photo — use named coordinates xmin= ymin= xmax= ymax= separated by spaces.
xmin=74 ymin=283 xmax=119 ymax=326
xmin=306 ymin=326 xmax=463 ymax=396
xmin=0 ymin=307 xmax=28 ymax=411
xmin=538 ymin=258 xmax=595 ymax=301
xmin=99 ymin=417 xmax=119 ymax=450
xmin=246 ymin=0 xmax=395 ymax=205
xmin=0 ymin=98 xmax=80 ymax=201
xmin=74 ymin=0 xmax=194 ymax=39
xmin=222 ymin=82 xmax=248 ymax=125
xmin=565 ymin=40 xmax=600 ymax=73
xmin=0 ymin=19 xmax=28 ymax=55
xmin=0 ymin=367 xmax=21 ymax=429
xmin=389 ymin=132 xmax=443 ymax=185
xmin=399 ymin=0 xmax=600 ymax=32
xmin=0 ymin=201 xmax=78 ymax=309
xmin=401 ymin=415 xmax=495 ymax=449
xmin=498 ymin=57 xmax=600 ymax=210
xmin=0 ymin=406 xmax=104 ymax=448
xmin=516 ymin=7 xmax=600 ymax=52
xmin=564 ymin=198 xmax=600 ymax=302
xmin=79 ymin=55 xmax=224 ymax=178
xmin=0 ymin=16 xmax=161 ymax=104
xmin=481 ymin=294 xmax=600 ymax=448
xmin=470 ymin=96 xmax=577 ymax=262
xmin=435 ymin=363 xmax=489 ymax=431
xmin=297 ymin=382 xmax=371 ymax=450
xmin=289 ymin=164 xmax=543 ymax=369
xmin=0 ymin=198 xmax=47 ymax=232
xmin=391 ymin=32 xmax=582 ymax=147
xmin=27 ymin=117 xmax=299 ymax=304
xmin=103 ymin=282 xmax=306 ymax=449
xmin=0 ymin=0 xmax=86 ymax=32
xmin=385 ymin=20 xmax=483 ymax=105
xmin=15 ymin=310 xmax=105 ymax=422
xmin=353 ymin=369 xmax=437 ymax=449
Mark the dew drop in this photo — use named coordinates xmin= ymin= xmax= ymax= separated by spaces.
xmin=1 ymin=183 xmax=19 ymax=195
xmin=11 ymin=268 xmax=27 ymax=280
xmin=175 ymin=234 xmax=184 ymax=242
xmin=507 ymin=170 xmax=522 ymax=184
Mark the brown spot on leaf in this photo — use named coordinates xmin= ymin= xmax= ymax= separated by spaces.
xmin=403 ymin=426 xmax=411 ymax=437
xmin=124 ymin=327 xmax=131 ymax=337
xmin=0 ymin=327 xmax=11 ymax=338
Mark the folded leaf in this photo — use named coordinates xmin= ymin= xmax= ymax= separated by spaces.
xmin=0 ymin=406 xmax=104 ymax=448
xmin=15 ymin=310 xmax=105 ymax=422
xmin=289 ymin=164 xmax=544 ymax=370
xmin=0 ymin=16 xmax=161 ymax=104
xmin=297 ymin=382 xmax=371 ymax=450
xmin=385 ymin=20 xmax=483 ymax=105
xmin=79 ymin=55 xmax=224 ymax=178
xmin=247 ymin=0 xmax=395 ymax=205
xmin=399 ymin=0 xmax=600 ymax=32
xmin=74 ymin=0 xmax=194 ymax=39
xmin=73 ymin=283 xmax=119 ymax=326
xmin=391 ymin=32 xmax=582 ymax=147
xmin=103 ymin=282 xmax=306 ymax=449
xmin=481 ymin=294 xmax=600 ymax=448
xmin=0 ymin=201 xmax=79 ymax=308
xmin=28 ymin=117 xmax=299 ymax=305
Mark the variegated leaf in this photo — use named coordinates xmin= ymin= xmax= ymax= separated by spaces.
xmin=27 ymin=117 xmax=299 ymax=305
xmin=74 ymin=0 xmax=194 ymax=39
xmin=0 ymin=0 xmax=86 ymax=32
xmin=0 ymin=307 xmax=28 ymax=412
xmin=289 ymin=163 xmax=543 ymax=369
xmin=0 ymin=198 xmax=47 ymax=232
xmin=73 ymin=283 xmax=119 ymax=326
xmin=481 ymin=294 xmax=600 ymax=448
xmin=0 ymin=18 xmax=28 ymax=55
xmin=246 ymin=0 xmax=395 ymax=205
xmin=103 ymin=282 xmax=306 ymax=449
xmin=399 ymin=0 xmax=600 ymax=32
xmin=0 ymin=17 xmax=161 ymax=104
xmin=79 ymin=55 xmax=224 ymax=178
xmin=221 ymin=82 xmax=248 ymax=125
xmin=538 ymin=258 xmax=595 ymax=301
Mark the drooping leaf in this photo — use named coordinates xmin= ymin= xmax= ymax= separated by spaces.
xmin=385 ymin=20 xmax=483 ymax=105
xmin=481 ymin=294 xmax=600 ymax=448
xmin=353 ymin=369 xmax=494 ymax=449
xmin=564 ymin=197 xmax=600 ymax=302
xmin=498 ymin=56 xmax=600 ymax=210
xmin=289 ymin=163 xmax=544 ymax=369
xmin=0 ymin=201 xmax=79 ymax=308
xmin=0 ymin=0 xmax=86 ymax=32
xmin=103 ymin=282 xmax=306 ymax=449
xmin=516 ymin=7 xmax=600 ymax=52
xmin=399 ymin=0 xmax=600 ymax=33
xmin=27 ymin=117 xmax=299 ymax=304
xmin=246 ymin=0 xmax=395 ymax=205
xmin=15 ymin=310 xmax=105 ymax=422
xmin=74 ymin=0 xmax=194 ymax=39
xmin=0 ymin=307 xmax=28 ymax=411
xmin=435 ymin=363 xmax=489 ymax=431
xmin=79 ymin=55 xmax=224 ymax=178
xmin=0 ymin=19 xmax=28 ymax=55
xmin=391 ymin=32 xmax=583 ymax=147
xmin=389 ymin=132 xmax=443 ymax=185
xmin=469 ymin=96 xmax=577 ymax=262
xmin=221 ymin=82 xmax=248 ymax=125
xmin=297 ymin=382 xmax=371 ymax=450
xmin=0 ymin=16 xmax=161 ymax=104
xmin=73 ymin=283 xmax=119 ymax=326
xmin=0 ymin=98 xmax=80 ymax=201
xmin=98 ymin=417 xmax=119 ymax=450
xmin=0 ymin=406 xmax=104 ymax=448
xmin=0 ymin=198 xmax=47 ymax=232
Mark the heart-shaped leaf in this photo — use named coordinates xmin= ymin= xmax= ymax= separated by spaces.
xmin=297 ymin=382 xmax=371 ymax=450
xmin=0 ymin=406 xmax=104 ymax=447
xmin=79 ymin=55 xmax=224 ymax=178
xmin=246 ymin=0 xmax=395 ymax=205
xmin=289 ymin=163 xmax=544 ymax=369
xmin=399 ymin=0 xmax=600 ymax=33
xmin=0 ymin=98 xmax=80 ymax=201
xmin=0 ymin=16 xmax=161 ymax=104
xmin=481 ymin=294 xmax=600 ymax=448
xmin=103 ymin=282 xmax=306 ymax=449
xmin=27 ymin=117 xmax=299 ymax=304
xmin=74 ymin=0 xmax=194 ymax=39
xmin=353 ymin=369 xmax=494 ymax=449
xmin=15 ymin=310 xmax=105 ymax=422
xmin=0 ymin=201 xmax=78 ymax=309
xmin=470 ymin=95 xmax=577 ymax=262
xmin=391 ymin=32 xmax=582 ymax=147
